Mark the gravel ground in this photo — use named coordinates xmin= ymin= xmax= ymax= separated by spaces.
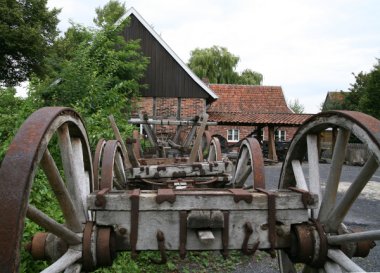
xmin=233 ymin=162 xmax=380 ymax=273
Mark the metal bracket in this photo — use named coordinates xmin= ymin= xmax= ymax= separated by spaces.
xmin=156 ymin=189 xmax=176 ymax=204
xmin=95 ymin=188 xmax=110 ymax=208
xmin=179 ymin=211 xmax=187 ymax=259
xmin=255 ymin=188 xmax=277 ymax=257
xmin=288 ymin=187 xmax=314 ymax=208
xmin=229 ymin=188 xmax=253 ymax=203
xmin=242 ymin=222 xmax=260 ymax=255
xmin=130 ymin=189 xmax=140 ymax=259
xmin=150 ymin=230 xmax=167 ymax=264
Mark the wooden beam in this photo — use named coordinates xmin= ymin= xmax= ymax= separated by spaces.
xmin=267 ymin=126 xmax=278 ymax=161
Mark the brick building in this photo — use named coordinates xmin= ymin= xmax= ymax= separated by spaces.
xmin=207 ymin=84 xmax=312 ymax=160
xmin=121 ymin=8 xmax=217 ymax=121
xmin=120 ymin=8 xmax=312 ymax=160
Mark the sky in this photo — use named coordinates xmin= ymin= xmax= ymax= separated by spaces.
xmin=46 ymin=0 xmax=380 ymax=113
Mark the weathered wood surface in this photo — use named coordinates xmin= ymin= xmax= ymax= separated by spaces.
xmin=95 ymin=209 xmax=308 ymax=250
xmin=127 ymin=161 xmax=234 ymax=179
xmin=88 ymin=190 xmax=316 ymax=250
xmin=88 ymin=190 xmax=317 ymax=211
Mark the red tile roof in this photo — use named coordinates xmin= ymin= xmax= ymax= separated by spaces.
xmin=207 ymin=84 xmax=312 ymax=125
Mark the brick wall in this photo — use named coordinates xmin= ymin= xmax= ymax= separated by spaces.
xmin=136 ymin=97 xmax=206 ymax=141
xmin=136 ymin=97 xmax=206 ymax=119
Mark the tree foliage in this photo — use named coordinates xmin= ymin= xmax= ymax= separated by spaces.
xmin=344 ymin=59 xmax=380 ymax=119
xmin=0 ymin=0 xmax=60 ymax=86
xmin=288 ymin=98 xmax=305 ymax=114
xmin=30 ymin=22 xmax=149 ymax=145
xmin=188 ymin=46 xmax=263 ymax=85
xmin=94 ymin=0 xmax=126 ymax=29
xmin=237 ymin=69 xmax=263 ymax=85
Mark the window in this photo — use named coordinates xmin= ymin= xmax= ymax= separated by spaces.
xmin=276 ymin=130 xmax=286 ymax=141
xmin=227 ymin=129 xmax=239 ymax=142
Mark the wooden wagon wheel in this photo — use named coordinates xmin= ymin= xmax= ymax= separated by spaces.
xmin=99 ymin=140 xmax=127 ymax=190
xmin=93 ymin=138 xmax=106 ymax=191
xmin=207 ymin=136 xmax=223 ymax=161
xmin=278 ymin=111 xmax=380 ymax=273
xmin=198 ymin=130 xmax=212 ymax=160
xmin=0 ymin=107 xmax=93 ymax=273
xmin=230 ymin=137 xmax=265 ymax=188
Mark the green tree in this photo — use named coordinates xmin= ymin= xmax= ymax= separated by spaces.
xmin=30 ymin=20 xmax=149 ymax=145
xmin=345 ymin=60 xmax=380 ymax=118
xmin=188 ymin=46 xmax=263 ymax=84
xmin=288 ymin=98 xmax=305 ymax=114
xmin=188 ymin=46 xmax=239 ymax=84
xmin=94 ymin=0 xmax=127 ymax=29
xmin=0 ymin=0 xmax=60 ymax=86
xmin=237 ymin=69 xmax=263 ymax=85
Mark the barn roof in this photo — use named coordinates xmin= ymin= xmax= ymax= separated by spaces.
xmin=207 ymin=84 xmax=312 ymax=126
xmin=117 ymin=8 xmax=218 ymax=101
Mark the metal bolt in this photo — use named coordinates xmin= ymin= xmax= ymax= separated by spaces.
xmin=118 ymin=227 xmax=127 ymax=235
xmin=261 ymin=224 xmax=268 ymax=230
xmin=276 ymin=227 xmax=285 ymax=237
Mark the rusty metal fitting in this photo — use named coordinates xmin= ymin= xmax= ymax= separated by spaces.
xmin=287 ymin=222 xmax=328 ymax=268
xmin=96 ymin=227 xmax=117 ymax=267
xmin=29 ymin=232 xmax=49 ymax=260
xmin=82 ymin=222 xmax=96 ymax=271
xmin=354 ymin=240 xmax=376 ymax=257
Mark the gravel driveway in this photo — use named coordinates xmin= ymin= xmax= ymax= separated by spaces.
xmin=234 ymin=162 xmax=380 ymax=273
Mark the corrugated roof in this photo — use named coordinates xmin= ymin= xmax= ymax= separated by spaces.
xmin=207 ymin=84 xmax=312 ymax=125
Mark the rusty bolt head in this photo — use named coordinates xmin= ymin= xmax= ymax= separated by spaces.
xmin=118 ymin=227 xmax=127 ymax=235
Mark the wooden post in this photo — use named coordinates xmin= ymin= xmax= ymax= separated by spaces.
xmin=268 ymin=126 xmax=278 ymax=161
xmin=189 ymin=113 xmax=209 ymax=163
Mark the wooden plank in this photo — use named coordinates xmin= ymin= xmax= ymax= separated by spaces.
xmin=189 ymin=113 xmax=209 ymax=163
xmin=307 ymin=134 xmax=321 ymax=217
xmin=197 ymin=230 xmax=215 ymax=244
xmin=95 ymin=209 xmax=309 ymax=250
xmin=128 ymin=118 xmax=217 ymax=126
xmin=127 ymin=161 xmax=234 ymax=179
xmin=87 ymin=190 xmax=318 ymax=211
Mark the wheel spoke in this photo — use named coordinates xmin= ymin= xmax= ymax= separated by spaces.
xmin=40 ymin=149 xmax=82 ymax=232
xmin=324 ymin=261 xmax=342 ymax=273
xmin=40 ymin=249 xmax=82 ymax=273
xmin=319 ymin=128 xmax=350 ymax=222
xmin=328 ymin=229 xmax=380 ymax=245
xmin=58 ymin=123 xmax=87 ymax=224
xmin=114 ymin=151 xmax=126 ymax=188
xmin=232 ymin=147 xmax=249 ymax=187
xmin=307 ymin=134 xmax=321 ymax=217
xmin=327 ymin=154 xmax=378 ymax=230
xmin=277 ymin=250 xmax=297 ymax=273
xmin=26 ymin=205 xmax=81 ymax=245
xmin=327 ymin=249 xmax=364 ymax=272
xmin=63 ymin=263 xmax=81 ymax=273
xmin=208 ymin=144 xmax=216 ymax=161
xmin=291 ymin=159 xmax=308 ymax=190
